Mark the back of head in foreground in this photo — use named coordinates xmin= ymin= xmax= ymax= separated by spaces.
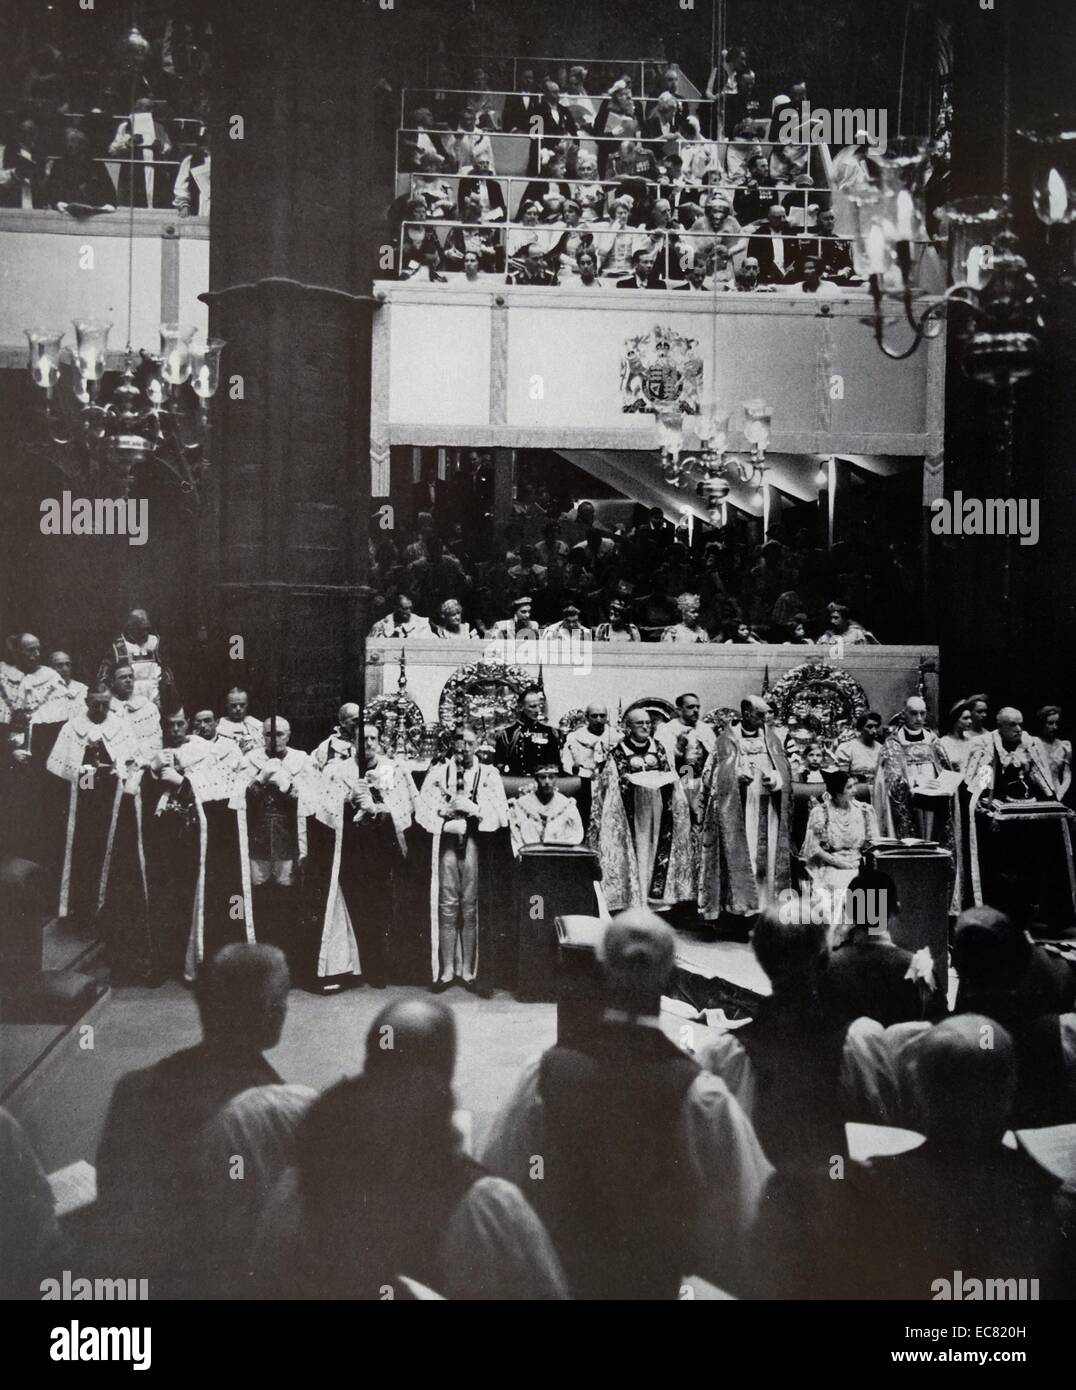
xmin=196 ymin=944 xmax=290 ymax=1053
xmin=597 ymin=907 xmax=677 ymax=1016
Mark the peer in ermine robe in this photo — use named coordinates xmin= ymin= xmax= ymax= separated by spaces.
xmin=415 ymin=726 xmax=509 ymax=991
xmin=229 ymin=717 xmax=316 ymax=973
xmin=189 ymin=709 xmax=247 ymax=974
xmin=697 ymin=696 xmax=792 ymax=923
xmin=588 ymin=708 xmax=694 ymax=912
xmin=305 ymin=725 xmax=417 ymax=991
xmin=510 ymin=763 xmax=585 ymax=855
xmin=47 ymin=685 xmax=147 ymax=972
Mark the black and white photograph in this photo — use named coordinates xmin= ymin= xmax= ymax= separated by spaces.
xmin=1 ymin=0 xmax=1074 ymax=1355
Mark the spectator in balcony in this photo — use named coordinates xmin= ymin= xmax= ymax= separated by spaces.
xmin=595 ymin=597 xmax=642 ymax=642
xmin=508 ymin=240 xmax=560 ymax=286
xmin=616 ymin=246 xmax=666 ymax=290
xmin=535 ymin=521 xmax=569 ymax=573
xmin=45 ymin=127 xmax=117 ymax=216
xmin=409 ymin=535 xmax=470 ymax=615
xmin=1 ymin=117 xmax=49 ymax=209
xmin=548 ymin=202 xmax=593 ymax=274
xmin=19 ymin=43 xmax=67 ymax=107
xmin=404 ymin=108 xmax=450 ymax=170
xmin=369 ymin=594 xmax=432 ymax=640
xmin=832 ymin=130 xmax=884 ymax=195
xmin=516 ymin=151 xmax=572 ymax=220
xmin=569 ymin=151 xmax=606 ymax=221
xmin=562 ymin=67 xmax=597 ymax=132
xmin=595 ymin=81 xmax=646 ymax=140
xmin=508 ymin=203 xmax=554 ymax=264
xmin=723 ymin=68 xmax=761 ymax=140
xmin=688 ymin=194 xmax=746 ymax=269
xmin=595 ymin=196 xmax=640 ymax=276
xmin=644 ymin=91 xmax=691 ymax=145
xmin=735 ymin=255 xmax=777 ymax=292
xmin=674 ymin=259 xmax=714 ymax=291
xmin=571 ymin=245 xmax=602 ymax=287
xmin=535 ymin=81 xmax=578 ymax=140
xmin=502 ymin=70 xmax=541 ymax=134
xmin=398 ymin=203 xmax=444 ymax=278
xmin=445 ymin=198 xmax=502 ymax=273
xmin=661 ymin=594 xmax=711 ymax=644
xmin=768 ymin=81 xmax=811 ymax=182
xmin=817 ymin=603 xmax=877 ymax=647
xmin=724 ymin=119 xmax=764 ymax=188
xmin=433 ymin=599 xmax=477 ymax=640
xmin=643 ymin=199 xmax=680 ymax=280
xmin=732 ymin=152 xmax=774 ymax=228
xmin=412 ymin=151 xmax=455 ymax=218
xmin=172 ymin=130 xmax=210 ymax=218
xmin=456 ymin=157 xmax=506 ymax=222
xmin=793 ymin=207 xmax=855 ymax=283
xmin=747 ymin=203 xmax=797 ymax=283
xmin=678 ymin=114 xmax=723 ymax=187
xmin=608 ymin=138 xmax=660 ymax=217
xmin=109 ymin=98 xmax=175 ymax=209
xmin=794 ymin=254 xmax=842 ymax=297
xmin=449 ymin=109 xmax=495 ymax=175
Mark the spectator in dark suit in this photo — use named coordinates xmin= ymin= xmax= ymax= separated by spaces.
xmin=616 ymin=247 xmax=667 ymax=289
xmin=791 ymin=206 xmax=855 ymax=282
xmin=824 ymin=870 xmax=923 ymax=1027
xmin=1 ymin=117 xmax=48 ymax=208
xmin=502 ymin=70 xmax=541 ymax=133
xmin=457 ymin=159 xmax=507 ymax=222
xmin=746 ymin=203 xmax=797 ymax=283
xmin=535 ymin=81 xmax=578 ymax=138
xmin=45 ymin=128 xmax=117 ymax=215
xmin=733 ymin=152 xmax=774 ymax=227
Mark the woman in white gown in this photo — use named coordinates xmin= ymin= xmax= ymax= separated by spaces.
xmin=802 ymin=766 xmax=879 ymax=927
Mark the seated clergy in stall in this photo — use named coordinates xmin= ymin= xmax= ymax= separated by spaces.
xmin=139 ymin=708 xmax=241 ymax=982
xmin=99 ymin=608 xmax=175 ymax=709
xmin=311 ymin=702 xmax=361 ymax=770
xmin=962 ymin=707 xmax=1076 ymax=932
xmin=46 ymin=683 xmax=149 ymax=976
xmin=589 ymin=707 xmax=694 ymax=911
xmin=305 ymin=723 xmax=417 ymax=992
xmin=509 ymin=761 xmax=585 ymax=855
xmin=109 ymin=661 xmax=164 ymax=764
xmin=874 ymin=695 xmax=957 ymax=842
xmin=230 ymin=717 xmax=317 ymax=974
xmin=416 ymin=724 xmax=509 ymax=997
xmin=217 ymin=687 xmax=263 ymax=753
xmin=697 ymin=696 xmax=792 ymax=928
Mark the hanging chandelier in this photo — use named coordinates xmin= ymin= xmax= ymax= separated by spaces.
xmin=22 ymin=53 xmax=224 ymax=507
xmin=654 ymin=399 xmax=772 ymax=524
xmin=25 ymin=323 xmax=225 ymax=503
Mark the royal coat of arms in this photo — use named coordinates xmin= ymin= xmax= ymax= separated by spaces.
xmin=621 ymin=324 xmax=703 ymax=415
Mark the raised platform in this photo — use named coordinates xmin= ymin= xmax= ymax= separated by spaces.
xmin=367 ymin=639 xmax=940 ymax=731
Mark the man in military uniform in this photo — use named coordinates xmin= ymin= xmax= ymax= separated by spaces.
xmin=494 ymin=687 xmax=561 ymax=778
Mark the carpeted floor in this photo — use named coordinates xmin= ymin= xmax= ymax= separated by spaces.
xmin=6 ymin=979 xmax=559 ymax=1175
